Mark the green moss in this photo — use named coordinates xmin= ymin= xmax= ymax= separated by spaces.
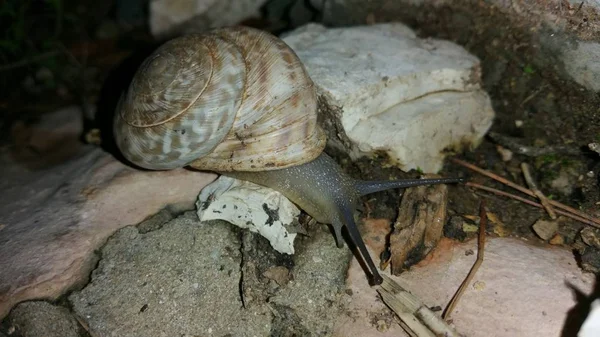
xmin=523 ymin=64 xmax=535 ymax=74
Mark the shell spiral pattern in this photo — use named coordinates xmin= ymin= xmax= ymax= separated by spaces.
xmin=114 ymin=26 xmax=326 ymax=172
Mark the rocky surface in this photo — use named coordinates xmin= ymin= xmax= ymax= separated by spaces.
xmin=561 ymin=40 xmax=600 ymax=91
xmin=335 ymin=236 xmax=596 ymax=337
xmin=149 ymin=0 xmax=267 ymax=38
xmin=9 ymin=214 xmax=591 ymax=337
xmin=4 ymin=301 xmax=83 ymax=337
xmin=313 ymin=0 xmax=600 ymax=93
xmin=0 ymin=106 xmax=217 ymax=319
xmin=68 ymin=211 xmax=351 ymax=336
xmin=1 ymin=15 xmax=597 ymax=337
xmin=283 ymin=23 xmax=495 ymax=173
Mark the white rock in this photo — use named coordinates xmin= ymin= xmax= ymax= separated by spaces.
xmin=283 ymin=23 xmax=495 ymax=173
xmin=196 ymin=176 xmax=300 ymax=254
xmin=337 ymin=237 xmax=595 ymax=337
xmin=580 ymin=299 xmax=600 ymax=337
xmin=149 ymin=0 xmax=267 ymax=37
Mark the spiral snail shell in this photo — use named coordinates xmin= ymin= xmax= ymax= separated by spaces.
xmin=114 ymin=26 xmax=326 ymax=171
xmin=114 ymin=26 xmax=464 ymax=286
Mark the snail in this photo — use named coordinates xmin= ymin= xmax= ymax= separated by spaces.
xmin=113 ymin=26 xmax=464 ymax=286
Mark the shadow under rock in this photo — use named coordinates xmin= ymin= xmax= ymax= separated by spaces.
xmin=561 ymin=272 xmax=600 ymax=336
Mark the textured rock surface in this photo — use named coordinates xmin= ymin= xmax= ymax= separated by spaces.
xmin=197 ymin=175 xmax=301 ymax=254
xmin=283 ymin=23 xmax=495 ymax=173
xmin=70 ymin=212 xmax=272 ymax=337
xmin=69 ymin=211 xmax=352 ymax=336
xmin=5 ymin=301 xmax=82 ymax=337
xmin=561 ymin=40 xmax=600 ymax=92
xmin=313 ymin=0 xmax=600 ymax=93
xmin=0 ymin=106 xmax=217 ymax=319
xmin=149 ymin=0 xmax=267 ymax=37
xmin=267 ymin=223 xmax=352 ymax=335
xmin=335 ymin=237 xmax=596 ymax=337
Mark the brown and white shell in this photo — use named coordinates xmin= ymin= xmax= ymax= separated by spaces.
xmin=114 ymin=26 xmax=326 ymax=172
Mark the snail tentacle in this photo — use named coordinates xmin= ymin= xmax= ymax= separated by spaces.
xmin=332 ymin=201 xmax=383 ymax=286
xmin=354 ymin=177 xmax=466 ymax=196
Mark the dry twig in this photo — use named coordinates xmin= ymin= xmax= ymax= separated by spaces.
xmin=465 ymin=182 xmax=600 ymax=229
xmin=451 ymin=158 xmax=600 ymax=228
xmin=377 ymin=275 xmax=462 ymax=337
xmin=443 ymin=199 xmax=487 ymax=320
xmin=521 ymin=163 xmax=557 ymax=219
xmin=487 ymin=132 xmax=581 ymax=157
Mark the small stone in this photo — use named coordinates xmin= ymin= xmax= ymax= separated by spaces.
xmin=35 ymin=67 xmax=53 ymax=82
xmin=550 ymin=170 xmax=574 ymax=196
xmin=549 ymin=234 xmax=565 ymax=245
xmin=581 ymin=248 xmax=600 ymax=273
xmin=532 ymin=219 xmax=559 ymax=241
xmin=263 ymin=266 xmax=292 ymax=286
xmin=376 ymin=319 xmax=388 ymax=332
xmin=444 ymin=216 xmax=467 ymax=241
xmin=493 ymin=223 xmax=510 ymax=237
xmin=463 ymin=222 xmax=479 ymax=233
xmin=580 ymin=227 xmax=600 ymax=249
xmin=7 ymin=301 xmax=81 ymax=337
xmin=496 ymin=145 xmax=513 ymax=161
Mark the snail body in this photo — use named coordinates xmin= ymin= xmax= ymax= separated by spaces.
xmin=114 ymin=26 xmax=463 ymax=286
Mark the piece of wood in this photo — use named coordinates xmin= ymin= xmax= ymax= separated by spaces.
xmin=521 ymin=163 xmax=557 ymax=219
xmin=390 ymin=183 xmax=448 ymax=275
xmin=377 ymin=275 xmax=462 ymax=337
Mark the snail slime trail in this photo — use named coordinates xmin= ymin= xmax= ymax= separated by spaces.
xmin=113 ymin=26 xmax=465 ymax=286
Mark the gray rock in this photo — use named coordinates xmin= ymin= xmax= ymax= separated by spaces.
xmin=69 ymin=212 xmax=272 ymax=336
xmin=69 ymin=209 xmax=353 ymax=336
xmin=269 ymin=225 xmax=352 ymax=336
xmin=6 ymin=301 xmax=82 ymax=337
